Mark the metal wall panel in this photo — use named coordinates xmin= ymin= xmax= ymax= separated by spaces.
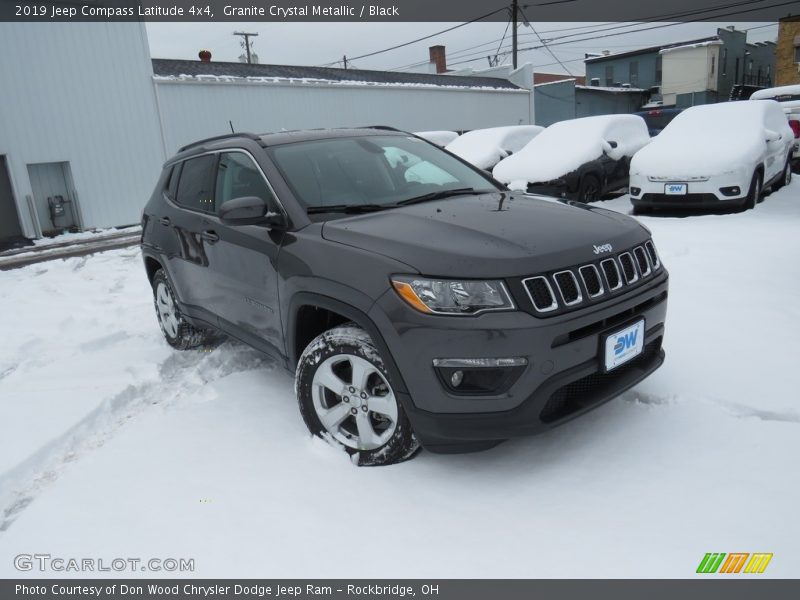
xmin=153 ymin=80 xmax=532 ymax=154
xmin=0 ymin=22 xmax=165 ymax=237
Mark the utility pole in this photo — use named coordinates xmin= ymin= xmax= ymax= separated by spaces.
xmin=343 ymin=55 xmax=348 ymax=69
xmin=233 ymin=31 xmax=258 ymax=64
xmin=512 ymin=0 xmax=518 ymax=69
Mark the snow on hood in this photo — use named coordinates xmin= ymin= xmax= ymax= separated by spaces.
xmin=414 ymin=130 xmax=459 ymax=147
xmin=444 ymin=125 xmax=544 ymax=170
xmin=493 ymin=114 xmax=650 ymax=189
xmin=631 ymin=101 xmax=790 ymax=178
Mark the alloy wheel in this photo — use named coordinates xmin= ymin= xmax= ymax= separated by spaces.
xmin=155 ymin=282 xmax=179 ymax=338
xmin=311 ymin=354 xmax=398 ymax=450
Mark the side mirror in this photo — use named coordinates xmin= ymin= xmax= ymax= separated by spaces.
xmin=765 ymin=129 xmax=781 ymax=144
xmin=607 ymin=140 xmax=619 ymax=149
xmin=219 ymin=196 xmax=286 ymax=228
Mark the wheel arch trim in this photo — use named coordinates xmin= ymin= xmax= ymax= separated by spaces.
xmin=287 ymin=292 xmax=409 ymax=394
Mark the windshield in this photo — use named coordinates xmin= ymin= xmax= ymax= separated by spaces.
xmin=268 ymin=135 xmax=498 ymax=210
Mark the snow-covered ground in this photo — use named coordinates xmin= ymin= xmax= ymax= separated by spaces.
xmin=1 ymin=182 xmax=798 ymax=578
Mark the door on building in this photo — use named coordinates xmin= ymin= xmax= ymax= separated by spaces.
xmin=27 ymin=161 xmax=79 ymax=235
xmin=0 ymin=156 xmax=26 ymax=249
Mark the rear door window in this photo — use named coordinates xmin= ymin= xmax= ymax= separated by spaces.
xmin=175 ymin=155 xmax=217 ymax=213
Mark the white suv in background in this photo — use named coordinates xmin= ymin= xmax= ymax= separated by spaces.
xmin=629 ymin=100 xmax=795 ymax=214
xmin=750 ymin=84 xmax=800 ymax=169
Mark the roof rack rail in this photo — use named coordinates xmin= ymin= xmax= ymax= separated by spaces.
xmin=360 ymin=125 xmax=403 ymax=132
xmin=178 ymin=132 xmax=262 ymax=153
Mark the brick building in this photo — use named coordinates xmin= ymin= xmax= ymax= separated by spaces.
xmin=776 ymin=16 xmax=800 ymax=86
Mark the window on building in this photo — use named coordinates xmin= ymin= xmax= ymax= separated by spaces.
xmin=215 ymin=151 xmax=276 ymax=213
xmin=605 ymin=65 xmax=614 ymax=87
xmin=735 ymin=57 xmax=740 ymax=83
xmin=655 ymin=55 xmax=662 ymax=84
xmin=795 ymin=46 xmax=800 ymax=63
xmin=711 ymin=56 xmax=715 ymax=77
xmin=629 ymin=61 xmax=639 ymax=86
xmin=175 ymin=154 xmax=217 ymax=213
xmin=722 ymin=48 xmax=727 ymax=76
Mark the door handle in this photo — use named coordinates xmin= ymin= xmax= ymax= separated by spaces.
xmin=159 ymin=217 xmax=170 ymax=226
xmin=201 ymin=230 xmax=219 ymax=243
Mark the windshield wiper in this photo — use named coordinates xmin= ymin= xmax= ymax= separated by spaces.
xmin=394 ymin=187 xmax=490 ymax=206
xmin=306 ymin=203 xmax=389 ymax=215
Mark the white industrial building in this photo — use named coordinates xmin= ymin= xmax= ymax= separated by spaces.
xmin=0 ymin=22 xmax=534 ymax=247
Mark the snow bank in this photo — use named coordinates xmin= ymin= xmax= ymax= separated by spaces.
xmin=444 ymin=125 xmax=544 ymax=170
xmin=414 ymin=130 xmax=459 ymax=147
xmin=493 ymin=114 xmax=650 ymax=189
xmin=631 ymin=101 xmax=791 ymax=178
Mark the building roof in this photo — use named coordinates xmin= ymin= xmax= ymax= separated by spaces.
xmin=534 ymin=72 xmax=586 ymax=86
xmin=151 ymin=59 xmax=521 ymax=90
xmin=576 ymin=84 xmax=648 ymax=93
xmin=584 ymin=36 xmax=718 ymax=63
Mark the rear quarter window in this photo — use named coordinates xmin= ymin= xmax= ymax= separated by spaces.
xmin=175 ymin=155 xmax=217 ymax=213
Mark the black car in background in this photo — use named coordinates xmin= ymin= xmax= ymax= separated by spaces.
xmin=493 ymin=114 xmax=652 ymax=201
xmin=634 ymin=108 xmax=683 ymax=137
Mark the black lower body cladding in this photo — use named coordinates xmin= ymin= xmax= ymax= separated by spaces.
xmin=368 ymin=271 xmax=669 ymax=453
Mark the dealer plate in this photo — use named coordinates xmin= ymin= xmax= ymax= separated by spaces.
xmin=604 ymin=319 xmax=645 ymax=371
xmin=664 ymin=183 xmax=687 ymax=195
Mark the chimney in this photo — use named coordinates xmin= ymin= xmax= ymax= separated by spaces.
xmin=198 ymin=49 xmax=212 ymax=62
xmin=429 ymin=45 xmax=447 ymax=74
xmin=601 ymin=50 xmax=611 ymax=56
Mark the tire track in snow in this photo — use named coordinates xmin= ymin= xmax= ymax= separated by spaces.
xmin=0 ymin=341 xmax=273 ymax=533
xmin=623 ymin=390 xmax=800 ymax=424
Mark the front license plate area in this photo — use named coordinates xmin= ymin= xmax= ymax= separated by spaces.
xmin=603 ymin=319 xmax=645 ymax=372
xmin=664 ymin=183 xmax=687 ymax=195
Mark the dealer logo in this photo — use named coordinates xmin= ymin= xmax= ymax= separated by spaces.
xmin=696 ymin=552 xmax=773 ymax=574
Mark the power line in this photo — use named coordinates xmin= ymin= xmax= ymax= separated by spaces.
xmin=447 ymin=0 xmax=794 ymax=68
xmin=319 ymin=5 xmax=509 ymax=66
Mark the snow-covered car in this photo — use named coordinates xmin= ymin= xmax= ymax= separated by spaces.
xmin=749 ymin=84 xmax=800 ymax=167
xmin=629 ymin=101 xmax=795 ymax=214
xmin=493 ymin=115 xmax=651 ymax=202
xmin=413 ymin=130 xmax=459 ymax=147
xmin=444 ymin=125 xmax=544 ymax=170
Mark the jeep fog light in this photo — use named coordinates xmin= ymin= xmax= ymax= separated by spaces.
xmin=433 ymin=357 xmax=527 ymax=395
xmin=391 ymin=276 xmax=515 ymax=315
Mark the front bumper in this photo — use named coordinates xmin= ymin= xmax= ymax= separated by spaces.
xmin=629 ymin=172 xmax=749 ymax=208
xmin=368 ymin=271 xmax=668 ymax=451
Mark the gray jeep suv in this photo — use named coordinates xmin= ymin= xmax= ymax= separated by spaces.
xmin=141 ymin=127 xmax=668 ymax=466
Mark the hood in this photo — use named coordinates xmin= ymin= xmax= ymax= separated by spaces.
xmin=631 ymin=139 xmax=760 ymax=178
xmin=321 ymin=192 xmax=648 ymax=278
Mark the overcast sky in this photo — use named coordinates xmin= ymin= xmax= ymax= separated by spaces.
xmin=145 ymin=21 xmax=778 ymax=75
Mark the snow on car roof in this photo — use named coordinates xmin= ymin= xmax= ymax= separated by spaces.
xmin=750 ymin=84 xmax=800 ymax=101
xmin=631 ymin=101 xmax=790 ymax=178
xmin=414 ymin=131 xmax=459 ymax=147
xmin=492 ymin=114 xmax=650 ymax=189
xmin=444 ymin=125 xmax=545 ymax=170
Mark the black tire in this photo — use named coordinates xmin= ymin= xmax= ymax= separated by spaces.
xmin=743 ymin=171 xmax=762 ymax=211
xmin=632 ymin=205 xmax=651 ymax=216
xmin=577 ymin=174 xmax=601 ymax=202
xmin=151 ymin=269 xmax=212 ymax=350
xmin=772 ymin=157 xmax=792 ymax=191
xmin=296 ymin=324 xmax=419 ymax=466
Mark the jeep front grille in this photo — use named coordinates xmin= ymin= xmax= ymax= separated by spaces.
xmin=523 ymin=241 xmax=662 ymax=316
xmin=553 ymin=271 xmax=582 ymax=305
xmin=523 ymin=276 xmax=558 ymax=312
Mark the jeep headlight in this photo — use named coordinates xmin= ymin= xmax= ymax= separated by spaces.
xmin=391 ymin=276 xmax=515 ymax=315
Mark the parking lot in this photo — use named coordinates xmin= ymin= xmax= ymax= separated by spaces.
xmin=1 ymin=183 xmax=798 ymax=578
